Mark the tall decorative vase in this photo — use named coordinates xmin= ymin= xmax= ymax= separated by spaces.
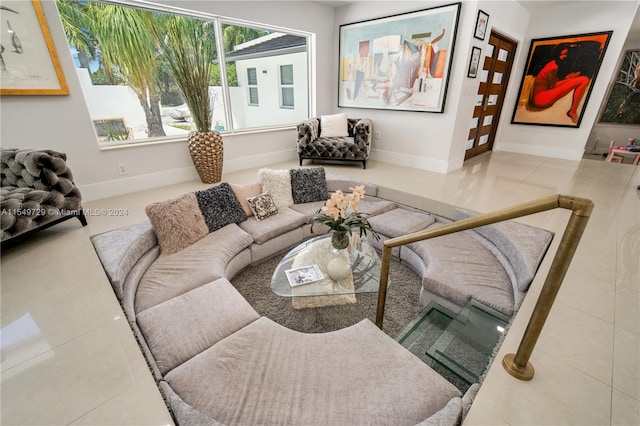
xmin=188 ymin=130 xmax=224 ymax=184
xmin=327 ymin=230 xmax=351 ymax=280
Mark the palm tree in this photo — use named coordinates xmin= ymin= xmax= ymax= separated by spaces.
xmin=222 ymin=24 xmax=266 ymax=54
xmin=89 ymin=4 xmax=166 ymax=137
xmin=57 ymin=1 xmax=166 ymax=138
xmin=56 ymin=1 xmax=95 ymax=74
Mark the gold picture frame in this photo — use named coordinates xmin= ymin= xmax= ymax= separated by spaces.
xmin=0 ymin=0 xmax=69 ymax=95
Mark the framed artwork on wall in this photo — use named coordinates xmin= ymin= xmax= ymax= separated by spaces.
xmin=0 ymin=0 xmax=69 ymax=95
xmin=511 ymin=31 xmax=612 ymax=128
xmin=473 ymin=10 xmax=489 ymax=41
xmin=599 ymin=49 xmax=640 ymax=124
xmin=468 ymin=46 xmax=481 ymax=78
xmin=337 ymin=2 xmax=461 ymax=113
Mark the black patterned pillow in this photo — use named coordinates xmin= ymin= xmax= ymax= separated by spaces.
xmin=195 ymin=182 xmax=247 ymax=232
xmin=290 ymin=167 xmax=328 ymax=204
xmin=247 ymin=193 xmax=279 ymax=221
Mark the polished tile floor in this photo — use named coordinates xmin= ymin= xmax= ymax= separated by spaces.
xmin=1 ymin=152 xmax=638 ymax=425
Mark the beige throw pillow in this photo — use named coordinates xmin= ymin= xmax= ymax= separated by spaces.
xmin=145 ymin=193 xmax=209 ymax=255
xmin=230 ymin=182 xmax=263 ymax=217
xmin=320 ymin=113 xmax=349 ymax=137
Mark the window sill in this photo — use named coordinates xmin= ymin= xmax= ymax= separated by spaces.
xmin=97 ymin=124 xmax=297 ymax=151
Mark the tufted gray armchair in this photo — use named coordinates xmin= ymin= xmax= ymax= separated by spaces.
xmin=1 ymin=148 xmax=87 ymax=247
xmin=296 ymin=118 xmax=373 ymax=169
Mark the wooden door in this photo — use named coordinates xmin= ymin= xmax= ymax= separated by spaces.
xmin=465 ymin=32 xmax=517 ymax=161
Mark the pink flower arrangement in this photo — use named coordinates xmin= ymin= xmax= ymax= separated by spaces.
xmin=311 ymin=185 xmax=379 ymax=242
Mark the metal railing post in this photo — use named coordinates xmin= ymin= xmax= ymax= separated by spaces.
xmin=375 ymin=194 xmax=593 ymax=381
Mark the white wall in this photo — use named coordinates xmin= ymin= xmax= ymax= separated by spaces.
xmin=333 ymin=1 xmax=481 ymax=173
xmin=1 ymin=1 xmax=637 ymax=202
xmin=233 ymin=51 xmax=309 ymax=128
xmin=0 ymin=0 xmax=336 ymax=202
xmin=494 ymin=0 xmax=638 ymax=160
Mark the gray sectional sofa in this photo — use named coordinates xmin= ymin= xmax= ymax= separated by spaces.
xmin=91 ymin=167 xmax=552 ymax=425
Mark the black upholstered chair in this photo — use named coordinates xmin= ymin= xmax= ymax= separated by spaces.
xmin=296 ymin=117 xmax=373 ymax=169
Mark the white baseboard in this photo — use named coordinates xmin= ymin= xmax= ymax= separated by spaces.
xmin=79 ymin=149 xmax=297 ymax=202
xmin=370 ymin=149 xmax=450 ymax=173
xmin=79 ymin=167 xmax=200 ymax=202
xmin=495 ymin=142 xmax=583 ymax=161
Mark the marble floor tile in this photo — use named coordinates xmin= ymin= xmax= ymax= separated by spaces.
xmin=1 ymin=152 xmax=637 ymax=425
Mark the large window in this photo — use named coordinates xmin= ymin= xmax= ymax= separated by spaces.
xmin=56 ymin=0 xmax=310 ymax=145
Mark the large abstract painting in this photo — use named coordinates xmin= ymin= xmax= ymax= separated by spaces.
xmin=0 ymin=0 xmax=69 ymax=95
xmin=511 ymin=31 xmax=612 ymax=128
xmin=338 ymin=3 xmax=461 ymax=113
xmin=599 ymin=49 xmax=640 ymax=124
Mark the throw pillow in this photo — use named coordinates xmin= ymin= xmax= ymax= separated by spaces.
xmin=195 ymin=182 xmax=247 ymax=232
xmin=230 ymin=182 xmax=262 ymax=217
xmin=145 ymin=193 xmax=209 ymax=255
xmin=247 ymin=193 xmax=279 ymax=221
xmin=290 ymin=167 xmax=329 ymax=204
xmin=320 ymin=113 xmax=348 ymax=138
xmin=258 ymin=168 xmax=294 ymax=210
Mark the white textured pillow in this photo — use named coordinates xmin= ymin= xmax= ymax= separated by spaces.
xmin=320 ymin=113 xmax=348 ymax=138
xmin=258 ymin=168 xmax=294 ymax=210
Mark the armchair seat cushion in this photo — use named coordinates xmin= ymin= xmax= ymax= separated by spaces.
xmin=306 ymin=136 xmax=365 ymax=159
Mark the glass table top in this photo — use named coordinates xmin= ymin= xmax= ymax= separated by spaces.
xmin=270 ymin=234 xmax=383 ymax=298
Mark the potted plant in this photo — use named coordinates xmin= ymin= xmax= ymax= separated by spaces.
xmin=152 ymin=16 xmax=223 ymax=184
xmin=311 ymin=185 xmax=380 ymax=250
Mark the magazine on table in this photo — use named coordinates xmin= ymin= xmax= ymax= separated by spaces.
xmin=286 ymin=264 xmax=324 ymax=287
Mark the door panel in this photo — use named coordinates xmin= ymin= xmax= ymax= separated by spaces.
xmin=465 ymin=31 xmax=517 ymax=161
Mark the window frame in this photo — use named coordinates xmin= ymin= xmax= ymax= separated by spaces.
xmin=279 ymin=64 xmax=294 ymax=109
xmin=246 ymin=67 xmax=259 ymax=106
xmin=62 ymin=0 xmax=314 ymax=149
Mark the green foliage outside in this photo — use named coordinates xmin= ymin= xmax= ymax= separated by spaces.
xmin=56 ymin=0 xmax=265 ymax=135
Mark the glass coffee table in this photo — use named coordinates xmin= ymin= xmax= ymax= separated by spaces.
xmin=270 ymin=234 xmax=383 ymax=309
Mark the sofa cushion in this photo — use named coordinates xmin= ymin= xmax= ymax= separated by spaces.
xmin=195 ymin=183 xmax=247 ymax=232
xmin=258 ymin=168 xmax=294 ymax=210
xmin=135 ymin=224 xmax=253 ymax=313
xmin=417 ymin=397 xmax=462 ymax=426
xmin=289 ymin=199 xmax=326 ymax=219
xmin=348 ymin=196 xmax=396 ymax=217
xmin=239 ymin=207 xmax=307 ymax=245
xmin=320 ymin=113 xmax=348 ymax=137
xmin=163 ymin=317 xmax=461 ymax=425
xmin=290 ymin=167 xmax=328 ymax=204
xmin=409 ymin=227 xmax=515 ymax=316
xmin=369 ymin=207 xmax=436 ymax=238
xmin=246 ymin=192 xmax=279 ymax=221
xmin=230 ymin=182 xmax=262 ymax=217
xmin=90 ymin=221 xmax=156 ymax=298
xmin=454 ymin=209 xmax=553 ymax=293
xmin=137 ymin=278 xmax=260 ymax=375
xmin=145 ymin=193 xmax=209 ymax=255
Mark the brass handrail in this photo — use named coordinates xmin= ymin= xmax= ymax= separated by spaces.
xmin=376 ymin=194 xmax=593 ymax=380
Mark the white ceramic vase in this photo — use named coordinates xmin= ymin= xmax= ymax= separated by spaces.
xmin=327 ymin=249 xmax=350 ymax=280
